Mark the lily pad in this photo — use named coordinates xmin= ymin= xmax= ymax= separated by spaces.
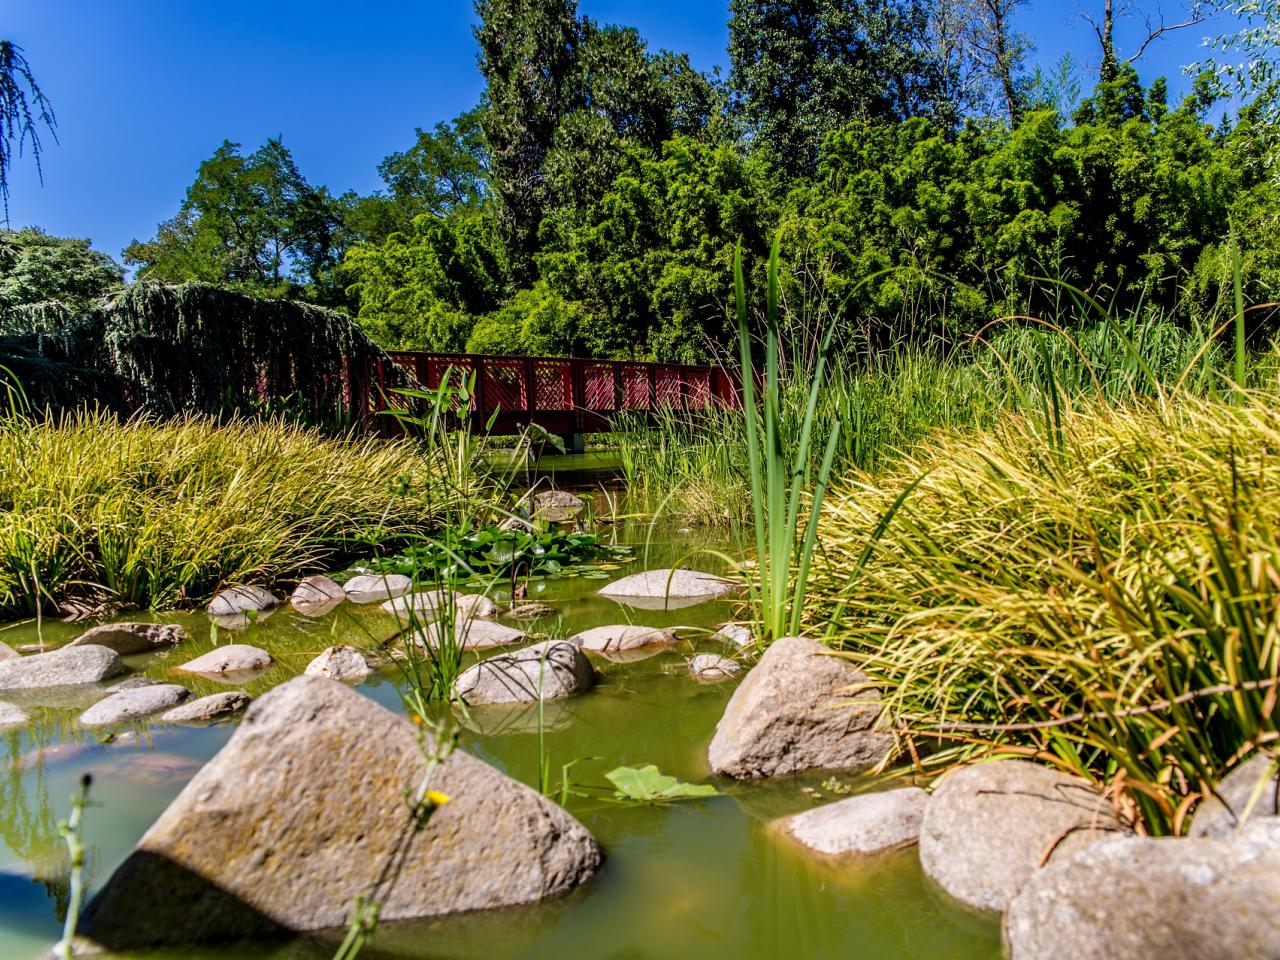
xmin=605 ymin=764 xmax=720 ymax=803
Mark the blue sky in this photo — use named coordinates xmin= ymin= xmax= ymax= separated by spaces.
xmin=5 ymin=1 xmax=1239 ymax=262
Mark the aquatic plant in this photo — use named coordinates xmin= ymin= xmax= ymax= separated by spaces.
xmin=53 ymin=773 xmax=91 ymax=960
xmin=0 ymin=409 xmax=449 ymax=616
xmin=604 ymin=765 xmax=719 ymax=804
xmin=809 ymin=388 xmax=1280 ymax=835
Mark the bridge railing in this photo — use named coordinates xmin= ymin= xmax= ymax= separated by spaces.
xmin=369 ymin=351 xmax=739 ymax=437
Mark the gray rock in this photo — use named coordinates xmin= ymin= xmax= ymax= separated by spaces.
xmin=344 ymin=573 xmax=412 ymax=603
xmin=776 ymin=787 xmax=928 ymax=857
xmin=920 ymin=760 xmax=1125 ymax=914
xmin=175 ymin=644 xmax=273 ymax=678
xmin=1004 ymin=818 xmax=1280 ymax=960
xmin=0 ymin=641 xmax=19 ymax=662
xmin=599 ymin=568 xmax=740 ymax=611
xmin=79 ymin=685 xmax=190 ymax=727
xmin=110 ymin=677 xmax=167 ymax=691
xmin=0 ymin=645 xmax=124 ymax=690
xmin=417 ymin=619 xmax=526 ymax=652
xmin=456 ymin=594 xmax=497 ymax=620
xmin=505 ymin=602 xmax=557 ymax=621
xmin=688 ymin=654 xmax=741 ymax=682
xmin=76 ymin=676 xmax=601 ymax=950
xmin=569 ymin=624 xmax=676 ymax=653
xmin=303 ymin=645 xmax=371 ymax=684
xmin=453 ymin=641 xmax=595 ymax=706
xmin=159 ymin=692 xmax=251 ymax=725
xmin=207 ymin=586 xmax=280 ymax=618
xmin=290 ymin=575 xmax=345 ymax=606
xmin=381 ymin=590 xmax=458 ymax=620
xmin=706 ymin=636 xmax=891 ymax=779
xmin=525 ymin=489 xmax=585 ymax=522
xmin=1189 ymin=754 xmax=1279 ymax=839
xmin=0 ymin=701 xmax=28 ymax=728
xmin=715 ymin=623 xmax=754 ymax=649
xmin=66 ymin=622 xmax=187 ymax=656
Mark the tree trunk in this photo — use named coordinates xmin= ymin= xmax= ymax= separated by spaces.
xmin=1099 ymin=0 xmax=1118 ymax=84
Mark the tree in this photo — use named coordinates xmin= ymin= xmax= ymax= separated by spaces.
xmin=0 ymin=227 xmax=122 ymax=309
xmin=1082 ymin=1 xmax=1207 ymax=85
xmin=965 ymin=0 xmax=1032 ymax=125
xmin=728 ymin=0 xmax=937 ymax=177
xmin=474 ymin=0 xmax=580 ymax=277
xmin=0 ymin=41 xmax=56 ymax=221
xmin=125 ymin=139 xmax=349 ymax=302
xmin=376 ymin=108 xmax=487 ymax=226
xmin=1195 ymin=0 xmax=1280 ymax=123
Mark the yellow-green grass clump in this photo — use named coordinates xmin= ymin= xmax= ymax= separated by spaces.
xmin=0 ymin=412 xmax=448 ymax=617
xmin=808 ymin=391 xmax=1280 ymax=835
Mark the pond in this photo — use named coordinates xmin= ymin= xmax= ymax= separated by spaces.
xmin=0 ymin=526 xmax=1000 ymax=960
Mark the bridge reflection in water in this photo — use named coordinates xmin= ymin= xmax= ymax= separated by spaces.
xmin=373 ymin=352 xmax=739 ymax=451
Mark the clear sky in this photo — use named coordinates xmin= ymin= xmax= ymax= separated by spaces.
xmin=4 ymin=1 xmax=1240 ymax=263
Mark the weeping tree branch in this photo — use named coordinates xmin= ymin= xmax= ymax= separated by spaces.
xmin=0 ymin=40 xmax=56 ymax=223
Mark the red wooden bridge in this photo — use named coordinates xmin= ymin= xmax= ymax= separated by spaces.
xmin=371 ymin=351 xmax=738 ymax=447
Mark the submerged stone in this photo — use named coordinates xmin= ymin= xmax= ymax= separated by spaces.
xmin=453 ymin=641 xmax=595 ymax=706
xmin=776 ymin=788 xmax=927 ymax=857
xmin=0 ymin=644 xmax=124 ymax=690
xmin=688 ymin=654 xmax=741 ymax=682
xmin=919 ymin=760 xmax=1125 ymax=914
xmin=1005 ymin=819 xmax=1280 ymax=960
xmin=505 ymin=602 xmax=557 ymax=621
xmin=159 ymin=691 xmax=251 ymax=725
xmin=76 ymin=676 xmax=602 ymax=950
xmin=707 ymin=636 xmax=891 ymax=779
xmin=67 ymin=622 xmax=187 ymax=656
xmin=599 ymin=568 xmax=740 ymax=611
xmin=79 ymin=685 xmax=190 ymax=727
xmin=303 ymin=645 xmax=371 ymax=684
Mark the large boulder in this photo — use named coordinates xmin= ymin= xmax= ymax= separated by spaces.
xmin=159 ymin=692 xmax=250 ymax=725
xmin=599 ymin=568 xmax=740 ymax=611
xmin=920 ymin=760 xmax=1125 ymax=914
xmin=775 ymin=787 xmax=928 ymax=857
xmin=706 ymin=636 xmax=891 ymax=779
xmin=1189 ymin=754 xmax=1278 ymax=839
xmin=1004 ymin=819 xmax=1280 ymax=959
xmin=303 ymin=645 xmax=371 ymax=684
xmin=417 ymin=619 xmax=526 ymax=652
xmin=453 ymin=641 xmax=595 ymax=706
xmin=76 ymin=676 xmax=601 ymax=951
xmin=344 ymin=573 xmax=412 ymax=604
xmin=175 ymin=644 xmax=273 ymax=679
xmin=66 ymin=622 xmax=187 ymax=656
xmin=79 ymin=685 xmax=190 ymax=727
xmin=0 ymin=645 xmax=124 ymax=690
xmin=0 ymin=641 xmax=20 ymax=662
xmin=569 ymin=625 xmax=675 ymax=654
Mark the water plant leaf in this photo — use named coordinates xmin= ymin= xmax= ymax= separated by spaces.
xmin=604 ymin=765 xmax=719 ymax=803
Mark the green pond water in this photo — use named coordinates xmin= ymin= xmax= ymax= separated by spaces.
xmin=0 ymin=528 xmax=1000 ymax=960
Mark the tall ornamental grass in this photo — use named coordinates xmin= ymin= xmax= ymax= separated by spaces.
xmin=0 ymin=411 xmax=449 ymax=616
xmin=807 ymin=390 xmax=1280 ymax=835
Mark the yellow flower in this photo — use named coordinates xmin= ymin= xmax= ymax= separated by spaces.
xmin=425 ymin=790 xmax=451 ymax=807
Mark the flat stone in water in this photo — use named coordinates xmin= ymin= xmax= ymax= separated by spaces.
xmin=505 ymin=602 xmax=557 ymax=621
xmin=207 ymin=586 xmax=280 ymax=618
xmin=417 ymin=619 xmax=527 ymax=651
xmin=175 ymin=644 xmax=273 ymax=678
xmin=344 ymin=573 xmax=412 ymax=603
xmin=599 ymin=568 xmax=740 ymax=610
xmin=79 ymin=685 xmax=190 ymax=727
xmin=304 ymin=645 xmax=371 ymax=683
xmin=291 ymin=576 xmax=346 ymax=616
xmin=456 ymin=594 xmax=497 ymax=619
xmin=776 ymin=788 xmax=928 ymax=857
xmin=569 ymin=625 xmax=676 ymax=653
xmin=160 ymin=691 xmax=251 ymax=725
xmin=66 ymin=622 xmax=187 ymax=656
xmin=0 ymin=645 xmax=125 ymax=690
xmin=381 ymin=590 xmax=457 ymax=619
xmin=453 ymin=640 xmax=595 ymax=705
xmin=688 ymin=654 xmax=741 ymax=682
